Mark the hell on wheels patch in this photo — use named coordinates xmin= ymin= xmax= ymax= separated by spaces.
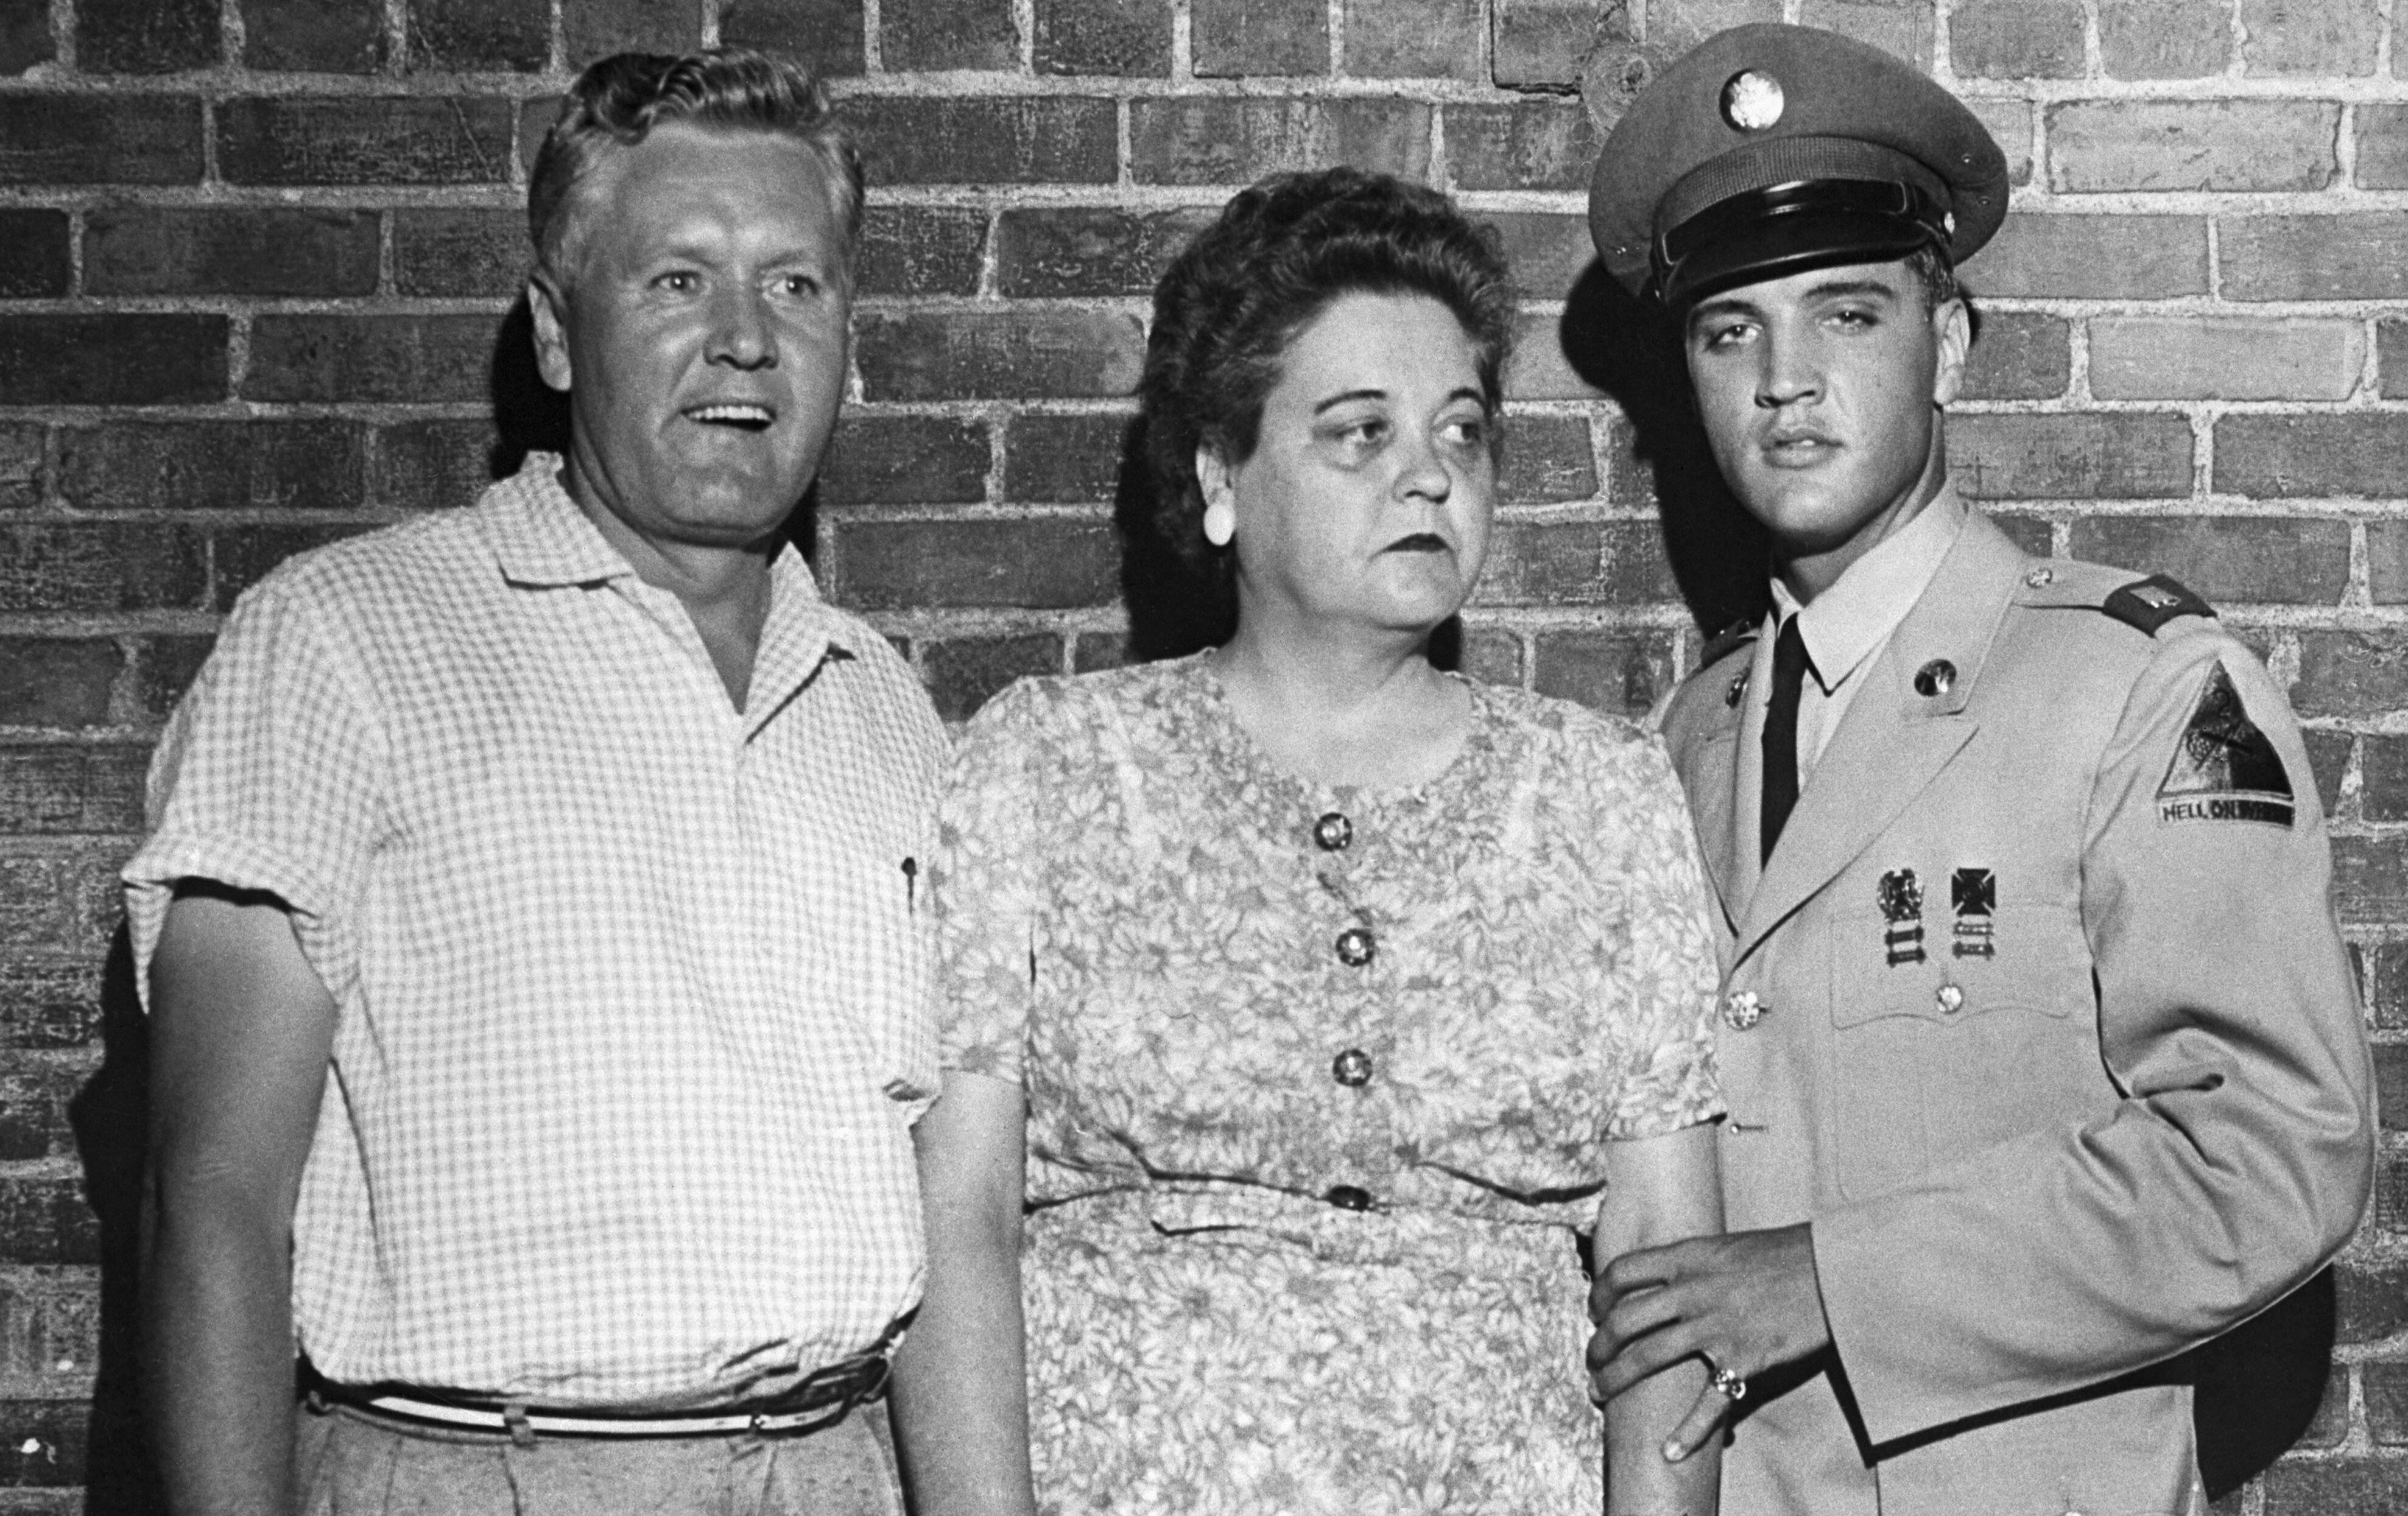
xmin=2156 ymin=662 xmax=2295 ymax=828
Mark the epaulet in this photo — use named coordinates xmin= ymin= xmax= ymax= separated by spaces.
xmin=1698 ymin=616 xmax=1759 ymax=667
xmin=2099 ymin=574 xmax=2216 ymax=637
xmin=2015 ymin=561 xmax=2217 ymax=638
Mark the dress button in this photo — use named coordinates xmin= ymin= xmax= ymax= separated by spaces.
xmin=1720 ymin=991 xmax=1764 ymax=1030
xmin=1312 ymin=811 xmax=1353 ymax=852
xmin=1936 ymin=983 xmax=1965 ymax=1015
xmin=1331 ymin=1047 xmax=1373 ymax=1087
xmin=1334 ymin=927 xmax=1376 ymax=967
xmin=1323 ymin=1184 xmax=1375 ymax=1212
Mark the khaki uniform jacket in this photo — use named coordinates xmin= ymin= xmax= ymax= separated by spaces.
xmin=1656 ymin=508 xmax=2375 ymax=1516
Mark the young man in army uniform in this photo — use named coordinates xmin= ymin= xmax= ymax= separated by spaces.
xmin=1581 ymin=23 xmax=2375 ymax=1515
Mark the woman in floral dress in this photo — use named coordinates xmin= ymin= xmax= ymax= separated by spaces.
xmin=890 ymin=169 xmax=1724 ymax=1515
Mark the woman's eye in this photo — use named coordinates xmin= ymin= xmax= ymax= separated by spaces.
xmin=1338 ymin=418 xmax=1388 ymax=446
xmin=778 ymin=274 xmax=820 ymax=297
xmin=1441 ymin=416 xmax=1487 ymax=447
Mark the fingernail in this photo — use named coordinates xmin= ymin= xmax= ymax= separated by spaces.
xmin=1662 ymin=1439 xmax=1685 ymax=1462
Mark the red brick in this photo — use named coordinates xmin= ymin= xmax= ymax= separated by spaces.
xmin=564 ymin=0 xmax=702 ymax=58
xmin=2298 ymin=633 xmax=2408 ymax=718
xmin=1500 ymin=0 xmax=1615 ymax=90
xmin=2301 ymin=728 xmax=2350 ymax=816
xmin=2362 ymin=941 xmax=2408 ymax=1030
xmin=1530 ymin=630 xmax=1677 ymax=717
xmin=0 ymin=0 xmax=52 ymax=74
xmin=2371 ymin=1360 xmax=2408 ymax=1442
xmin=412 ymin=0 xmax=546 ymax=69
xmin=2381 ymin=1045 xmax=2408 ymax=1132
xmin=833 ymin=518 xmax=1119 ymax=609
xmin=1951 ymin=0 xmax=2082 ymax=77
xmin=1002 ymin=412 xmax=1131 ymax=503
xmin=2066 ymin=517 xmax=2349 ymax=606
xmin=77 ymin=0 xmax=215 ymax=72
xmin=1486 ymin=213 xmax=1591 ymax=303
xmin=84 ymin=208 xmax=381 ymax=298
xmin=371 ymin=418 xmax=493 ymax=510
xmin=854 ymin=310 xmax=1144 ymax=401
xmin=0 ymin=963 xmax=102 ymax=1050
xmin=1343 ymin=0 xmax=1480 ymax=79
xmin=1473 ymin=521 xmax=1673 ymax=606
xmin=1504 ymin=312 xmax=1600 ymax=402
xmin=1035 ymin=0 xmax=1169 ymax=75
xmin=2046 ymin=100 xmax=2340 ymax=193
xmin=2352 ymin=105 xmax=2408 ymax=189
xmin=1951 ymin=415 xmax=2194 ymax=501
xmin=1072 ymin=631 xmax=1132 ymax=672
xmin=818 ymin=415 xmax=989 ymax=505
xmin=2219 ymin=414 xmax=2408 ymax=500
xmin=2339 ymin=839 xmax=2408 ymax=926
xmin=2367 ymin=524 xmax=2408 ymax=604
xmin=0 ymin=525 xmax=205 ymax=614
xmin=1446 ymin=100 xmax=1600 ymax=193
xmin=0 ymin=426 xmax=38 ymax=508
xmin=1194 ymin=0 xmax=1327 ymax=75
xmin=1959 ymin=214 xmax=2208 ymax=300
xmin=1960 ymin=312 xmax=2069 ymax=402
xmin=2262 ymin=1455 xmax=2408 ymax=1510
xmin=245 ymin=314 xmax=499 ymax=404
xmin=213 ymin=525 xmax=370 ymax=608
xmin=0 ymin=740 xmax=146 ymax=834
xmin=2363 ymin=737 xmax=2408 ymax=823
xmin=2242 ymin=0 xmax=2379 ymax=75
xmin=859 ymin=206 xmax=988 ymax=298
xmin=218 ymin=97 xmax=515 ymax=186
xmin=0 ymin=643 xmax=122 ymax=731
xmin=2223 ymin=215 xmax=2408 ymax=301
xmin=0 ymin=315 xmax=226 ymax=405
xmin=719 ymin=0 xmax=864 ymax=76
xmin=923 ymin=634 xmax=1063 ymax=721
xmin=0 ymin=211 xmax=69 ymax=299
xmin=0 ymin=1400 xmax=84 ymax=1483
xmin=2101 ymin=0 xmax=2231 ymax=77
xmin=135 ymin=635 xmax=214 ymax=721
xmin=884 ymin=0 xmax=1015 ymax=69
xmin=393 ymin=208 xmax=528 ymax=298
xmin=1456 ymin=624 xmax=1521 ymax=686
xmin=1130 ymin=97 xmax=1431 ymax=185
xmin=2090 ymin=318 xmax=2363 ymax=402
xmin=250 ymin=0 xmax=384 ymax=71
xmin=850 ymin=97 xmax=1116 ymax=186
xmin=995 ymin=207 xmax=1214 ymax=297
xmin=0 ymin=96 xmax=202 ymax=185
xmin=1795 ymin=0 xmax=1930 ymax=63
xmin=1969 ymin=100 xmax=2034 ymax=186
xmin=2337 ymin=1249 xmax=2408 ymax=1339
xmin=57 ymin=421 xmax=364 ymax=515
xmin=1499 ymin=414 xmax=1597 ymax=504
xmin=1572 ymin=0 xmax=1778 ymax=112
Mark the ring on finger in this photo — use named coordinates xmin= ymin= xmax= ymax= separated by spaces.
xmin=1709 ymin=1366 xmax=1748 ymax=1402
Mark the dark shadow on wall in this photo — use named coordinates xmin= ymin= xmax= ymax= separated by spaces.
xmin=485 ymin=293 xmax=821 ymax=566
xmin=67 ymin=927 xmax=167 ymax=1515
xmin=2186 ymin=1267 xmax=2337 ymax=1502
xmin=1113 ymin=412 xmax=1236 ymax=662
xmin=1557 ymin=258 xmax=1769 ymax=641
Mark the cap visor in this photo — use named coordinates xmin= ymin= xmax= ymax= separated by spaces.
xmin=1667 ymin=210 xmax=1936 ymax=306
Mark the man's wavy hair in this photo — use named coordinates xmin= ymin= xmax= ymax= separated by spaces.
xmin=527 ymin=49 xmax=862 ymax=292
xmin=1138 ymin=168 xmax=1517 ymax=612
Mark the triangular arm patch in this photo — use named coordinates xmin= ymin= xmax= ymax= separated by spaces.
xmin=2104 ymin=574 xmax=2214 ymax=636
xmin=2156 ymin=662 xmax=2295 ymax=827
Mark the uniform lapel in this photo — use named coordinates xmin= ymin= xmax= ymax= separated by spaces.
xmin=1661 ymin=648 xmax=1752 ymax=938
xmin=1733 ymin=513 xmax=2027 ymax=967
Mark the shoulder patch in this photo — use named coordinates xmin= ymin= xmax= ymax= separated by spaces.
xmin=2103 ymin=574 xmax=2216 ymax=637
xmin=2156 ymin=661 xmax=2295 ymax=829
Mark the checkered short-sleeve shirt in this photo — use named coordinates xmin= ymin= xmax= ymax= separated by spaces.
xmin=124 ymin=455 xmax=947 ymax=1406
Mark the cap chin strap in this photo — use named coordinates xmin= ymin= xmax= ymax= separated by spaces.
xmin=1653 ymin=177 xmax=1949 ymax=305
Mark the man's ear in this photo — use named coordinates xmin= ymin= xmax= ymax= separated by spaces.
xmin=528 ymin=274 xmax=573 ymax=395
xmin=1929 ymin=295 xmax=1971 ymax=409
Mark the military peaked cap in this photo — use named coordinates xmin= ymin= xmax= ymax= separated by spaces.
xmin=1588 ymin=23 xmax=2010 ymax=306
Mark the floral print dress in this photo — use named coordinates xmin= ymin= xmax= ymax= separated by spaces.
xmin=932 ymin=654 xmax=1723 ymax=1514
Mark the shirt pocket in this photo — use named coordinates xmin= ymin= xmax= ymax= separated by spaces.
xmin=1826 ymin=867 xmax=2099 ymax=1199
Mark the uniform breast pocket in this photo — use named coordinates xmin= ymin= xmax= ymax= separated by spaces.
xmin=1827 ymin=871 xmax=2098 ymax=1199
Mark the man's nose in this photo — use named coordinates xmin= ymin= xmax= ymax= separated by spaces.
xmin=1755 ymin=332 xmax=1818 ymax=408
xmin=708 ymin=286 xmax=778 ymax=369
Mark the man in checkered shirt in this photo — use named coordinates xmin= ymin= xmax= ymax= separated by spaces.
xmin=125 ymin=50 xmax=946 ymax=1516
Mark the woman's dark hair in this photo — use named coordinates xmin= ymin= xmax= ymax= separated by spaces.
xmin=1137 ymin=168 xmax=1518 ymax=608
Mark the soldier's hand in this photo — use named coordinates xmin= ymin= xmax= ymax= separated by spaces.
xmin=1586 ymin=1223 xmax=1832 ymax=1462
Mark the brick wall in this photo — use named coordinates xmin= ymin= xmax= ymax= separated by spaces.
xmin=0 ymin=0 xmax=2402 ymax=1509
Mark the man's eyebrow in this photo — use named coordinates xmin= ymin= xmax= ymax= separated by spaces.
xmin=1312 ymin=388 xmax=1388 ymax=415
xmin=1686 ymin=297 xmax=1761 ymax=330
xmin=1802 ymin=278 xmax=1903 ymax=302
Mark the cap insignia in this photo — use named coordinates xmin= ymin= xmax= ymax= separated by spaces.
xmin=1720 ymin=70 xmax=1785 ymax=133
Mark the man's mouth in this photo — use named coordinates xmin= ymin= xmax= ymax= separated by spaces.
xmin=1762 ymin=429 xmax=1837 ymax=466
xmin=685 ymin=402 xmax=776 ymax=432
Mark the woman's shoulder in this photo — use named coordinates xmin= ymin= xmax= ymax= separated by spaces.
xmin=954 ymin=654 xmax=1210 ymax=761
xmin=1476 ymin=681 xmax=1666 ymax=772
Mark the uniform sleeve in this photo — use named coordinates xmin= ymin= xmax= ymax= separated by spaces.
xmin=1591 ymin=732 xmax=1727 ymax=1140
xmin=121 ymin=575 xmax=387 ymax=1014
xmin=929 ymin=681 xmax=1058 ymax=1083
xmin=1814 ymin=629 xmax=2375 ymax=1445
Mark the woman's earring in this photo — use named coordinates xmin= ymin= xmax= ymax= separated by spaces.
xmin=1203 ymin=496 xmax=1236 ymax=547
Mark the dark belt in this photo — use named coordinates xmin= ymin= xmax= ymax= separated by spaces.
xmin=304 ymin=1351 xmax=890 ymax=1440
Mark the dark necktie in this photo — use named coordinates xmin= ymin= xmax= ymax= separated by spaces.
xmin=1761 ymin=616 xmax=1811 ymax=865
